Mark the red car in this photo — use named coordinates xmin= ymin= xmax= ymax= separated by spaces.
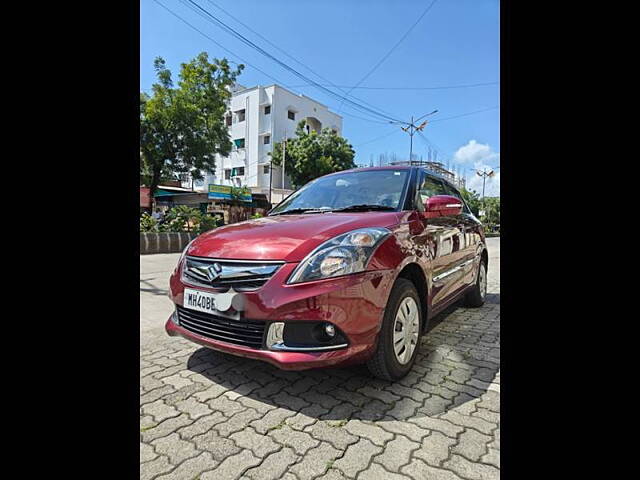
xmin=166 ymin=166 xmax=488 ymax=380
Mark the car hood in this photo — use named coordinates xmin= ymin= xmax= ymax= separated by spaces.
xmin=186 ymin=212 xmax=401 ymax=262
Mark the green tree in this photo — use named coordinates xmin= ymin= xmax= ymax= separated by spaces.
xmin=269 ymin=120 xmax=356 ymax=188
xmin=140 ymin=53 xmax=244 ymax=203
xmin=460 ymin=187 xmax=481 ymax=216
xmin=482 ymin=197 xmax=500 ymax=225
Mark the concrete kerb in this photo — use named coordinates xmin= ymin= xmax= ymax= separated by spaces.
xmin=140 ymin=232 xmax=199 ymax=254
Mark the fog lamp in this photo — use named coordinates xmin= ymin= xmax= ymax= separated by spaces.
xmin=171 ymin=308 xmax=179 ymax=325
xmin=324 ymin=323 xmax=336 ymax=338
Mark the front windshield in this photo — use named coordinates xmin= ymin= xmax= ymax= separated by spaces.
xmin=270 ymin=169 xmax=410 ymax=215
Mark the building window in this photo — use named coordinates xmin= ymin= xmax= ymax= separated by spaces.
xmin=263 ymin=165 xmax=270 ymax=174
xmin=225 ymin=115 xmax=232 ymax=126
xmin=234 ymin=138 xmax=245 ymax=149
xmin=235 ymin=109 xmax=245 ymax=123
xmin=232 ymin=167 xmax=245 ymax=177
xmin=264 ymin=105 xmax=271 ymax=115
xmin=287 ymin=110 xmax=295 ymax=120
xmin=224 ymin=169 xmax=231 ymax=180
xmin=263 ymin=135 xmax=270 ymax=145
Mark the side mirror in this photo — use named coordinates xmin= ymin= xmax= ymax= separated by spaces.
xmin=422 ymin=195 xmax=464 ymax=218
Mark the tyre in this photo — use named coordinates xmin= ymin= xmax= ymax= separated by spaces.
xmin=367 ymin=278 xmax=422 ymax=381
xmin=465 ymin=256 xmax=487 ymax=307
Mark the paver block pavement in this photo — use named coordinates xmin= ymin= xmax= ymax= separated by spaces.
xmin=140 ymin=238 xmax=501 ymax=479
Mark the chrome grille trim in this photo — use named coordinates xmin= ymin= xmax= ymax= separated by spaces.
xmin=182 ymin=256 xmax=284 ymax=291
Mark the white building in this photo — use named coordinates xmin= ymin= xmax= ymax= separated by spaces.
xmin=184 ymin=84 xmax=343 ymax=203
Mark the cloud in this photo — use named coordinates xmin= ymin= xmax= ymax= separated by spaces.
xmin=453 ymin=140 xmax=500 ymax=196
xmin=453 ymin=140 xmax=499 ymax=164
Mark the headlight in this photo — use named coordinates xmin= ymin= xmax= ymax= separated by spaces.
xmin=287 ymin=227 xmax=391 ymax=284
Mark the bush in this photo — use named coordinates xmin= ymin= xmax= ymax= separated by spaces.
xmin=141 ymin=206 xmax=221 ymax=234
xmin=140 ymin=213 xmax=159 ymax=232
xmin=250 ymin=212 xmax=263 ymax=219
xmin=197 ymin=214 xmax=219 ymax=234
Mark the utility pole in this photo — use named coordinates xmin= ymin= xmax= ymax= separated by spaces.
xmin=268 ymin=161 xmax=273 ymax=205
xmin=281 ymin=133 xmax=287 ymax=193
xmin=400 ymin=110 xmax=438 ymax=165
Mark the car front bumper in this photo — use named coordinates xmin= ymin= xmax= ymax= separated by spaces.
xmin=166 ymin=262 xmax=395 ymax=370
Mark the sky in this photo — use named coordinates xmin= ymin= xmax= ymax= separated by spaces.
xmin=140 ymin=0 xmax=500 ymax=196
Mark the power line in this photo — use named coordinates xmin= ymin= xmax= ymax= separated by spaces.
xmin=430 ymin=106 xmax=500 ymax=123
xmin=289 ymin=81 xmax=499 ymax=91
xmin=202 ymin=0 xmax=403 ymax=121
xmin=153 ymin=0 xmax=396 ymax=126
xmin=355 ymin=127 xmax=403 ymax=147
xmin=337 ymin=0 xmax=439 ymax=112
xmin=152 ymin=0 xmax=285 ymax=86
xmin=182 ymin=0 xmax=409 ymax=125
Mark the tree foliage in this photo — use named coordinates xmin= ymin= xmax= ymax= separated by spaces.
xmin=140 ymin=53 xmax=244 ymax=201
xmin=460 ymin=187 xmax=481 ymax=216
xmin=270 ymin=120 xmax=356 ymax=188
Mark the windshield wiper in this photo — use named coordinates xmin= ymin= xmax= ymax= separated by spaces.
xmin=270 ymin=207 xmax=333 ymax=216
xmin=333 ymin=204 xmax=396 ymax=212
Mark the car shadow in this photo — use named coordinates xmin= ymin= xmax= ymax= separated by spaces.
xmin=186 ymin=293 xmax=500 ymax=422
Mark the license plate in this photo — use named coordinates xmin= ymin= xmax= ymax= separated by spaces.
xmin=183 ymin=288 xmax=224 ymax=315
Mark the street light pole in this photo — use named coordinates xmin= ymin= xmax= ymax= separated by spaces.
xmin=476 ymin=168 xmax=495 ymax=218
xmin=400 ymin=110 xmax=438 ymax=164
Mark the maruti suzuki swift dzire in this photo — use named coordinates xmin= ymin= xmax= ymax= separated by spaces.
xmin=166 ymin=166 xmax=488 ymax=380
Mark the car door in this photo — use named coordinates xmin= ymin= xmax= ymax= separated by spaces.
xmin=411 ymin=171 xmax=461 ymax=308
xmin=441 ymin=182 xmax=481 ymax=288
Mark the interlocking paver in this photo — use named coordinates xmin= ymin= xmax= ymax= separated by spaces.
xmin=413 ymin=431 xmax=457 ymax=467
xmin=333 ymin=438 xmax=383 ymax=478
xmin=452 ymin=429 xmax=493 ymax=462
xmin=155 ymin=452 xmax=217 ymax=480
xmin=140 ymin=238 xmax=501 ymax=480
xmin=140 ymin=442 xmax=157 ymax=463
xmin=176 ymin=412 xmax=227 ymax=440
xmin=304 ymin=421 xmax=359 ymax=450
xmin=444 ymin=453 xmax=500 ymax=480
xmin=230 ymin=427 xmax=281 ymax=458
xmin=481 ymin=447 xmax=500 ymax=469
xmin=245 ymin=447 xmax=298 ymax=480
xmin=358 ymin=463 xmax=411 ymax=480
xmin=288 ymin=442 xmax=341 ymax=480
xmin=192 ymin=429 xmax=242 ymax=461
xmin=152 ymin=432 xmax=199 ymax=465
xmin=343 ymin=419 xmax=393 ymax=447
xmin=268 ymin=425 xmax=320 ymax=455
xmin=401 ymin=459 xmax=463 ymax=480
xmin=372 ymin=435 xmax=419 ymax=472
xmin=201 ymin=450 xmax=261 ymax=480
xmin=140 ymin=455 xmax=174 ymax=480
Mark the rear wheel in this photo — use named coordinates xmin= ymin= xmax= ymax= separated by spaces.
xmin=465 ymin=257 xmax=487 ymax=307
xmin=367 ymin=278 xmax=422 ymax=381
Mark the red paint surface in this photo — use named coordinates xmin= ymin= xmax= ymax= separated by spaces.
xmin=166 ymin=167 xmax=487 ymax=370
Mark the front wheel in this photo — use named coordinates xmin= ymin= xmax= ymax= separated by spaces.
xmin=464 ymin=257 xmax=487 ymax=307
xmin=367 ymin=278 xmax=422 ymax=381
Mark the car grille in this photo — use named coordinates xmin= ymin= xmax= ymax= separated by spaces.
xmin=176 ymin=306 xmax=265 ymax=349
xmin=182 ymin=256 xmax=283 ymax=292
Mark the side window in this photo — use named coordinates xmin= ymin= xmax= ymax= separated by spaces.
xmin=443 ymin=183 xmax=472 ymax=215
xmin=415 ymin=171 xmax=446 ymax=211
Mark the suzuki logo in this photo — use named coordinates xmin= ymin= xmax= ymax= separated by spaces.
xmin=206 ymin=262 xmax=223 ymax=282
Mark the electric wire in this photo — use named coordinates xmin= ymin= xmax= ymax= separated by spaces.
xmin=182 ymin=0 xmax=408 ymax=125
xmin=337 ymin=0 xmax=439 ymax=112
